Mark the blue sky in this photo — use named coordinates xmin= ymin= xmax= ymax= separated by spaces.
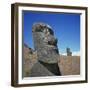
xmin=23 ymin=11 xmax=80 ymax=54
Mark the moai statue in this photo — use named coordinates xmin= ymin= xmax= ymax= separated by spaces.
xmin=66 ymin=48 xmax=72 ymax=56
xmin=32 ymin=22 xmax=61 ymax=76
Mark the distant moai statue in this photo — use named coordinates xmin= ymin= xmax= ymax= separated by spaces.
xmin=32 ymin=22 xmax=61 ymax=75
xmin=66 ymin=48 xmax=72 ymax=56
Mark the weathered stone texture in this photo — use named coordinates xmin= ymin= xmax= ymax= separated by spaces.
xmin=32 ymin=22 xmax=59 ymax=64
xmin=30 ymin=62 xmax=54 ymax=77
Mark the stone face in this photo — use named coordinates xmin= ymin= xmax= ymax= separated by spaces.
xmin=32 ymin=22 xmax=59 ymax=63
xmin=31 ymin=22 xmax=61 ymax=76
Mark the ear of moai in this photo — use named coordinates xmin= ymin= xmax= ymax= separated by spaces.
xmin=32 ymin=22 xmax=59 ymax=64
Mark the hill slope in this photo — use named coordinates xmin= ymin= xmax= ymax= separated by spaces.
xmin=23 ymin=44 xmax=80 ymax=77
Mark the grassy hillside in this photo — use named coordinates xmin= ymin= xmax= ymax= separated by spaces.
xmin=23 ymin=44 xmax=37 ymax=77
xmin=23 ymin=45 xmax=80 ymax=77
xmin=58 ymin=55 xmax=80 ymax=75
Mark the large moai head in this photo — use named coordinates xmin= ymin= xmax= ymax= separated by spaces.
xmin=32 ymin=22 xmax=59 ymax=63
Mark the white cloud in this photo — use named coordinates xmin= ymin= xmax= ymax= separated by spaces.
xmin=59 ymin=52 xmax=67 ymax=56
xmin=60 ymin=51 xmax=80 ymax=56
xmin=72 ymin=51 xmax=80 ymax=56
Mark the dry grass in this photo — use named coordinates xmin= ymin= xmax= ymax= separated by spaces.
xmin=23 ymin=46 xmax=37 ymax=77
xmin=58 ymin=55 xmax=80 ymax=75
